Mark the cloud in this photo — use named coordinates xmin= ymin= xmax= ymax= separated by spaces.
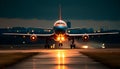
xmin=0 ymin=18 xmax=120 ymax=30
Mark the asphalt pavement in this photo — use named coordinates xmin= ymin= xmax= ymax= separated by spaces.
xmin=6 ymin=49 xmax=109 ymax=69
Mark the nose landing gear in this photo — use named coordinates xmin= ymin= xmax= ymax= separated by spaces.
xmin=70 ymin=38 xmax=76 ymax=49
xmin=59 ymin=43 xmax=63 ymax=47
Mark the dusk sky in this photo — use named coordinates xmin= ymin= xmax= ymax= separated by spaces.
xmin=0 ymin=0 xmax=120 ymax=30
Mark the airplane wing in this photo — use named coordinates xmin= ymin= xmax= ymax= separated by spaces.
xmin=2 ymin=33 xmax=53 ymax=36
xmin=68 ymin=32 xmax=119 ymax=36
xmin=1 ymin=27 xmax=54 ymax=36
xmin=67 ymin=28 xmax=119 ymax=36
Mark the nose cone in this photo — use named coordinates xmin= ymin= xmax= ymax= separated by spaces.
xmin=54 ymin=20 xmax=67 ymax=34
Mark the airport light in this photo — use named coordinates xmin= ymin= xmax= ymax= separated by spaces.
xmin=48 ymin=30 xmax=51 ymax=32
xmin=82 ymin=45 xmax=88 ymax=49
xmin=51 ymin=44 xmax=55 ymax=48
xmin=17 ymin=30 xmax=19 ymax=32
xmin=22 ymin=41 xmax=25 ymax=44
xmin=102 ymin=43 xmax=105 ymax=48
xmin=32 ymin=30 xmax=34 ymax=33
xmin=68 ymin=30 xmax=70 ymax=33
xmin=102 ymin=46 xmax=105 ymax=48
xmin=22 ymin=35 xmax=26 ymax=38
xmin=51 ymin=45 xmax=53 ymax=48
xmin=97 ymin=30 xmax=101 ymax=32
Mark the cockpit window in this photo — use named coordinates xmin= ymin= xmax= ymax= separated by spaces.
xmin=55 ymin=23 xmax=66 ymax=26
xmin=54 ymin=20 xmax=67 ymax=26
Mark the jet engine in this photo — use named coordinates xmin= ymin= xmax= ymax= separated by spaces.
xmin=82 ymin=35 xmax=89 ymax=42
xmin=30 ymin=34 xmax=37 ymax=41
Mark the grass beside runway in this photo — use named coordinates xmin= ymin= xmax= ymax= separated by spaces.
xmin=0 ymin=52 xmax=38 ymax=68
xmin=80 ymin=49 xmax=120 ymax=69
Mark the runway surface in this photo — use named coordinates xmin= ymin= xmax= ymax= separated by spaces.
xmin=5 ymin=49 xmax=109 ymax=69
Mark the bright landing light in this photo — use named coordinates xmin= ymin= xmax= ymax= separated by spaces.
xmin=56 ymin=36 xmax=65 ymax=42
xmin=102 ymin=43 xmax=105 ymax=48
xmin=61 ymin=36 xmax=65 ymax=41
xmin=82 ymin=45 xmax=88 ymax=49
xmin=57 ymin=37 xmax=61 ymax=41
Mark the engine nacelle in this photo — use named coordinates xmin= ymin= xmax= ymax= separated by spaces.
xmin=30 ymin=34 xmax=37 ymax=41
xmin=82 ymin=35 xmax=89 ymax=42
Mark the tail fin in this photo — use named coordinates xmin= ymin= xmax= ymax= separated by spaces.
xmin=59 ymin=4 xmax=62 ymax=20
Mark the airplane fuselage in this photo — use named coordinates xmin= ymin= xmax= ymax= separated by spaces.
xmin=53 ymin=20 xmax=67 ymax=34
xmin=54 ymin=25 xmax=67 ymax=34
xmin=53 ymin=20 xmax=68 ymax=43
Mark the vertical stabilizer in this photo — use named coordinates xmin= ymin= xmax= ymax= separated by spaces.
xmin=59 ymin=4 xmax=62 ymax=20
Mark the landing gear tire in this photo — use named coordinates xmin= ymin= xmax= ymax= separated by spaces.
xmin=59 ymin=43 xmax=63 ymax=47
xmin=70 ymin=38 xmax=76 ymax=49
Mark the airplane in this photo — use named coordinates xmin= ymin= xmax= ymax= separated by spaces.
xmin=2 ymin=5 xmax=119 ymax=49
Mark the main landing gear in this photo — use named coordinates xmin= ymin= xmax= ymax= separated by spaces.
xmin=44 ymin=39 xmax=50 ymax=48
xmin=70 ymin=38 xmax=76 ymax=49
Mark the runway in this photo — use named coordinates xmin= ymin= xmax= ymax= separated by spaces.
xmin=6 ymin=49 xmax=109 ymax=69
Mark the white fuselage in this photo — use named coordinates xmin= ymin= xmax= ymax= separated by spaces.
xmin=53 ymin=20 xmax=67 ymax=34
